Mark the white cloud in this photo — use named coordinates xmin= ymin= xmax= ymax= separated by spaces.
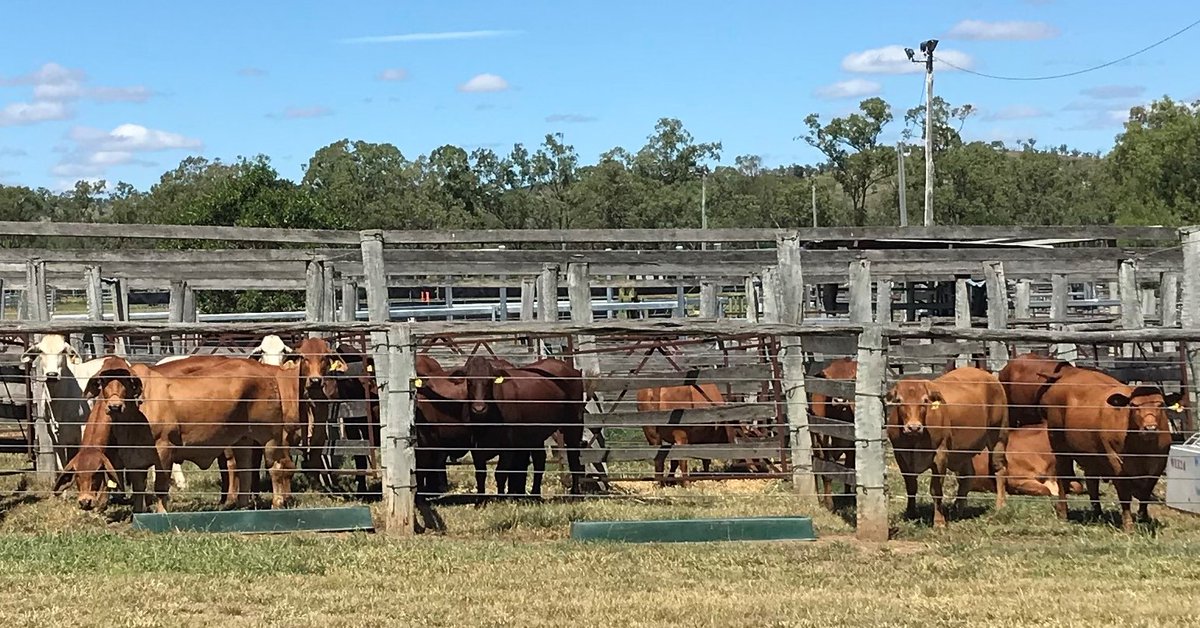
xmin=984 ymin=105 xmax=1050 ymax=121
xmin=458 ymin=73 xmax=510 ymax=93
xmin=341 ymin=30 xmax=520 ymax=44
xmin=946 ymin=19 xmax=1059 ymax=41
xmin=0 ymin=101 xmax=71 ymax=126
xmin=1 ymin=62 xmax=153 ymax=105
xmin=545 ymin=113 xmax=598 ymax=123
xmin=841 ymin=45 xmax=974 ymax=74
xmin=269 ymin=106 xmax=333 ymax=119
xmin=814 ymin=79 xmax=882 ymax=100
xmin=1080 ymin=85 xmax=1145 ymax=99
xmin=53 ymin=123 xmax=202 ymax=180
xmin=377 ymin=68 xmax=410 ymax=81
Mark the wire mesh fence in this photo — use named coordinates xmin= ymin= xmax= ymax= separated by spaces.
xmin=1 ymin=319 xmax=1199 ymax=538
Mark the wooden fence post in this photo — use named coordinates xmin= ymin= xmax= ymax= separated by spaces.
xmin=875 ymin=279 xmax=892 ymax=324
xmin=25 ymin=259 xmax=55 ymax=481
xmin=761 ymin=267 xmax=779 ymax=323
xmin=983 ymin=261 xmax=1010 ymax=371
xmin=110 ymin=277 xmax=130 ymax=355
xmin=339 ymin=280 xmax=358 ymax=322
xmin=955 ymin=277 xmax=971 ymax=367
xmin=854 ymin=324 xmax=888 ymax=542
xmin=745 ymin=275 xmax=760 ymax=323
xmin=1014 ymin=279 xmax=1031 ymax=321
xmin=380 ymin=324 xmax=416 ymax=535
xmin=305 ymin=259 xmax=325 ymax=330
xmin=699 ymin=280 xmax=719 ymax=319
xmin=1118 ymin=259 xmax=1144 ymax=359
xmin=84 ymin=265 xmax=105 ymax=358
xmin=25 ymin=259 xmax=48 ymax=322
xmin=849 ymin=260 xmax=872 ymax=324
xmin=322 ymin=264 xmax=337 ymax=323
xmin=498 ymin=277 xmax=510 ymax=322
xmin=1179 ymin=228 xmax=1200 ymax=431
xmin=359 ymin=230 xmax=389 ymax=324
xmin=538 ymin=264 xmax=559 ymax=322
xmin=1050 ymin=273 xmax=1077 ymax=361
xmin=168 ymin=280 xmax=186 ymax=354
xmin=1162 ymin=271 xmax=1180 ymax=354
xmin=520 ymin=277 xmax=536 ymax=322
xmin=777 ymin=233 xmax=814 ymax=499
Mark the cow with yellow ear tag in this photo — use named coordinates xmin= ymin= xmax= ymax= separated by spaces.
xmin=886 ymin=366 xmax=1009 ymax=528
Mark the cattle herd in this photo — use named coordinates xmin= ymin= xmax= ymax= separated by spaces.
xmin=14 ymin=332 xmax=1185 ymax=534
xmin=812 ymin=353 xmax=1182 ymax=531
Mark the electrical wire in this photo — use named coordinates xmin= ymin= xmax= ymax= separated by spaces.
xmin=935 ymin=16 xmax=1200 ymax=81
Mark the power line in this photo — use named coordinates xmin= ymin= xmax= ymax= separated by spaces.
xmin=935 ymin=16 xmax=1200 ymax=81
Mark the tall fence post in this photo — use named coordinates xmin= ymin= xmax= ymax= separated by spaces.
xmin=110 ymin=277 xmax=130 ymax=355
xmin=84 ymin=265 xmax=105 ymax=358
xmin=699 ymin=280 xmax=719 ymax=319
xmin=305 ymin=259 xmax=326 ymax=331
xmin=322 ymin=264 xmax=337 ymax=323
xmin=24 ymin=259 xmax=55 ymax=481
xmin=359 ymin=230 xmax=389 ymax=323
xmin=745 ymin=275 xmax=760 ymax=323
xmin=954 ymin=277 xmax=971 ymax=367
xmin=566 ymin=262 xmax=603 ymax=479
xmin=761 ymin=267 xmax=779 ymax=323
xmin=854 ymin=324 xmax=888 ymax=541
xmin=777 ymin=233 xmax=814 ymax=499
xmin=1118 ymin=259 xmax=1144 ymax=359
xmin=1179 ymin=228 xmax=1200 ymax=431
xmin=168 ymin=280 xmax=186 ymax=354
xmin=849 ymin=260 xmax=872 ymax=324
xmin=1049 ymin=273 xmax=1077 ymax=361
xmin=1014 ymin=279 xmax=1031 ymax=321
xmin=875 ymin=279 xmax=892 ymax=324
xmin=1162 ymin=271 xmax=1180 ymax=354
xmin=339 ymin=280 xmax=358 ymax=322
xmin=25 ymin=259 xmax=48 ymax=322
xmin=538 ymin=264 xmax=559 ymax=356
xmin=983 ymin=261 xmax=1010 ymax=371
xmin=520 ymin=277 xmax=536 ymax=322
xmin=379 ymin=324 xmax=416 ymax=535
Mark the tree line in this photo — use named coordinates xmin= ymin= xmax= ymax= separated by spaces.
xmin=2 ymin=95 xmax=1198 ymax=243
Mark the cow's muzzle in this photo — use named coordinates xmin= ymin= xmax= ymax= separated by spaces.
xmin=471 ymin=402 xmax=488 ymax=415
xmin=78 ymin=496 xmax=94 ymax=511
xmin=903 ymin=422 xmax=924 ymax=434
xmin=107 ymin=402 xmax=125 ymax=413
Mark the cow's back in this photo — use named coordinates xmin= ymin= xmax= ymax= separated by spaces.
xmin=930 ymin=367 xmax=1006 ymax=451
xmin=999 ymin=353 xmax=1068 ymax=427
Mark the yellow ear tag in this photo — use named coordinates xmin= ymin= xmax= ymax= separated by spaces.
xmin=366 ymin=364 xmax=374 ymax=373
xmin=929 ymin=401 xmax=942 ymax=409
xmin=106 ymin=479 xmax=118 ymax=489
xmin=328 ymin=360 xmax=347 ymax=373
xmin=413 ymin=378 xmax=423 ymax=388
xmin=494 ymin=376 xmax=505 ymax=384
xmin=1169 ymin=403 xmax=1183 ymax=412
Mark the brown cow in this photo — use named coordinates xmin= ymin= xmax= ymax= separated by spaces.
xmin=886 ymin=366 xmax=1009 ymax=527
xmin=463 ymin=355 xmax=586 ymax=496
xmin=967 ymin=422 xmax=1086 ymax=497
xmin=1037 ymin=365 xmax=1179 ymax=531
xmin=998 ymin=352 xmax=1070 ymax=427
xmin=288 ymin=337 xmax=349 ymax=491
xmin=412 ymin=355 xmax=473 ymax=497
xmin=55 ymin=356 xmax=302 ymax=512
xmin=637 ymin=383 xmax=732 ymax=486
xmin=809 ymin=358 xmax=857 ymax=508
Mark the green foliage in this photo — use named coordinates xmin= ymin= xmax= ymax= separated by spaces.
xmin=1108 ymin=97 xmax=1200 ymax=225
xmin=802 ymin=97 xmax=895 ymax=224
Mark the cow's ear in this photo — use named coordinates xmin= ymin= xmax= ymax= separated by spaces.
xmin=328 ymin=358 xmax=348 ymax=373
xmin=1164 ymin=392 xmax=1185 ymax=412
xmin=927 ymin=388 xmax=946 ymax=409
xmin=21 ymin=345 xmax=40 ymax=365
xmin=282 ymin=353 xmax=302 ymax=367
xmin=83 ymin=374 xmax=104 ymax=400
xmin=1106 ymin=392 xmax=1132 ymax=408
xmin=53 ymin=458 xmax=77 ymax=495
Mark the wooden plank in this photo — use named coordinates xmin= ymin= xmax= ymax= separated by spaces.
xmin=569 ymin=516 xmax=816 ymax=544
xmin=984 ymin=261 xmax=1010 ymax=371
xmin=587 ymin=402 xmax=773 ymax=428
xmin=579 ymin=443 xmax=783 ymax=465
xmin=130 ymin=506 xmax=374 ymax=534
xmin=812 ymin=457 xmax=855 ymax=487
xmin=889 ymin=341 xmax=985 ymax=359
xmin=805 ymin=377 xmax=855 ymax=399
xmin=805 ymin=335 xmax=858 ymax=358
xmin=809 ymin=415 xmax=855 ymax=441
xmin=589 ymin=363 xmax=774 ymax=394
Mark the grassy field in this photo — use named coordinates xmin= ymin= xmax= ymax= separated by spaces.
xmin=0 ymin=455 xmax=1199 ymax=627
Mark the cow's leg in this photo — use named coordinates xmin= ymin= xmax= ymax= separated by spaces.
xmin=1086 ymin=476 xmax=1103 ymax=519
xmin=171 ymin=462 xmax=188 ymax=491
xmin=901 ymin=470 xmax=920 ymax=520
xmin=264 ymin=439 xmax=296 ymax=510
xmin=931 ymin=448 xmax=950 ymax=527
xmin=530 ymin=445 xmax=547 ymax=497
xmin=654 ymin=445 xmax=671 ymax=487
xmin=151 ymin=442 xmax=173 ymax=513
xmin=1053 ymin=454 xmax=1074 ymax=520
xmin=561 ymin=424 xmax=585 ymax=495
xmin=1134 ymin=478 xmax=1157 ymax=523
xmin=473 ymin=450 xmax=489 ymax=495
xmin=231 ymin=444 xmax=253 ymax=509
xmin=1115 ymin=479 xmax=1135 ymax=533
xmin=990 ymin=442 xmax=1008 ymax=511
xmin=129 ymin=469 xmax=148 ymax=514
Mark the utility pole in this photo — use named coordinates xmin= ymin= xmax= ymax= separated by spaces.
xmin=906 ymin=39 xmax=937 ymax=227
xmin=897 ymin=141 xmax=908 ymax=227
xmin=810 ymin=181 xmax=817 ymax=228
xmin=700 ymin=169 xmax=708 ymax=251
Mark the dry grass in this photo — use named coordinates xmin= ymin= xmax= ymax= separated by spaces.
xmin=1 ymin=453 xmax=1200 ymax=626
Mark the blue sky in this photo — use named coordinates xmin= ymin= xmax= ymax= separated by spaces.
xmin=1 ymin=1 xmax=1197 ymax=190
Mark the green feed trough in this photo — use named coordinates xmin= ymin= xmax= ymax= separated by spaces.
xmin=570 ymin=516 xmax=816 ymax=543
xmin=131 ymin=506 xmax=375 ymax=534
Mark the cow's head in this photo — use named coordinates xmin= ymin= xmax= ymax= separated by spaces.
xmin=292 ymin=337 xmax=346 ymax=398
xmin=55 ymin=446 xmax=122 ymax=511
xmin=84 ymin=362 xmax=143 ymax=415
xmin=885 ymin=379 xmax=945 ymax=436
xmin=21 ymin=334 xmax=82 ymax=382
xmin=249 ymin=334 xmax=294 ymax=367
xmin=1106 ymin=385 xmax=1180 ymax=433
xmin=463 ymin=355 xmax=502 ymax=417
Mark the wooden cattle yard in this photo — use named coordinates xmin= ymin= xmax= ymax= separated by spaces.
xmin=0 ymin=222 xmax=1198 ymax=542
